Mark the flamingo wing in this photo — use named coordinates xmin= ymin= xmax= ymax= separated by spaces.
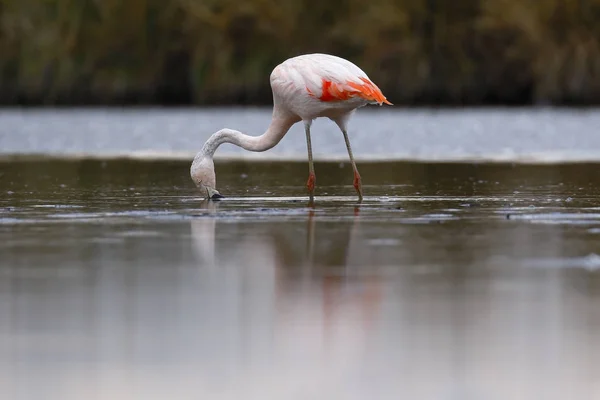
xmin=288 ymin=54 xmax=392 ymax=105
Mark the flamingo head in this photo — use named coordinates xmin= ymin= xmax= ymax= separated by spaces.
xmin=190 ymin=154 xmax=224 ymax=200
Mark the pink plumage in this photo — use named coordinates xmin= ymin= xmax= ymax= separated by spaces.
xmin=191 ymin=53 xmax=392 ymax=202
xmin=270 ymin=53 xmax=391 ymax=120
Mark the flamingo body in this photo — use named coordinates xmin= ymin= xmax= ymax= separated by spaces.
xmin=270 ymin=53 xmax=391 ymax=122
xmin=191 ymin=53 xmax=392 ymax=202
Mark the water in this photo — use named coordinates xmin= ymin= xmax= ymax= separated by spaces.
xmin=3 ymin=156 xmax=600 ymax=399
xmin=2 ymin=107 xmax=600 ymax=161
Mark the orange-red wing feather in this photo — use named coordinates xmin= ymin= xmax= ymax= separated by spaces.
xmin=308 ymin=77 xmax=392 ymax=105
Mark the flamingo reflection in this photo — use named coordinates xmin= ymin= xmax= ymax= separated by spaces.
xmin=190 ymin=202 xmax=383 ymax=359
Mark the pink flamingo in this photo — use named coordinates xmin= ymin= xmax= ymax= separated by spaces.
xmin=191 ymin=53 xmax=392 ymax=202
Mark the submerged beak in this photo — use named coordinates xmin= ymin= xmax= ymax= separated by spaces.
xmin=206 ymin=187 xmax=224 ymax=200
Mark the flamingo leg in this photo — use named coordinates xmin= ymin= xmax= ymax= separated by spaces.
xmin=305 ymin=122 xmax=316 ymax=201
xmin=341 ymin=129 xmax=363 ymax=202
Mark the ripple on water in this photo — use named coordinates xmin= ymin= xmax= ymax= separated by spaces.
xmin=31 ymin=204 xmax=84 ymax=209
xmin=0 ymin=217 xmax=25 ymax=224
xmin=522 ymin=254 xmax=600 ymax=272
xmin=368 ymin=238 xmax=402 ymax=246
xmin=422 ymin=213 xmax=458 ymax=220
xmin=49 ymin=212 xmax=104 ymax=219
xmin=47 ymin=210 xmax=178 ymax=219
xmin=507 ymin=212 xmax=600 ymax=225
xmin=114 ymin=230 xmax=165 ymax=237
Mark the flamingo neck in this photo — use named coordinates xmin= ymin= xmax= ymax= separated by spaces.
xmin=200 ymin=113 xmax=298 ymax=158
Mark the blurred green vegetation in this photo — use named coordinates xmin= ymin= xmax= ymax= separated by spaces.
xmin=1 ymin=0 xmax=599 ymax=105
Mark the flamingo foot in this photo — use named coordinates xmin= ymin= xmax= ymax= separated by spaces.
xmin=306 ymin=172 xmax=316 ymax=200
xmin=353 ymin=170 xmax=363 ymax=202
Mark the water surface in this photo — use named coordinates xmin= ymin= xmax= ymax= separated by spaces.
xmin=2 ymin=159 xmax=600 ymax=399
xmin=1 ymin=107 xmax=600 ymax=162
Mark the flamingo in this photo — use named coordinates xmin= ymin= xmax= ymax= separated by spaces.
xmin=190 ymin=53 xmax=392 ymax=202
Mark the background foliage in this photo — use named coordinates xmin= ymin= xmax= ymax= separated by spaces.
xmin=1 ymin=0 xmax=599 ymax=105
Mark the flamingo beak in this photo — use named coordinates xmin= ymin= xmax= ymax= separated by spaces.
xmin=206 ymin=187 xmax=224 ymax=200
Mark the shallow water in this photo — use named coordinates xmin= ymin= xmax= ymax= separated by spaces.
xmin=2 ymin=107 xmax=600 ymax=161
xmin=2 ymin=159 xmax=600 ymax=399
